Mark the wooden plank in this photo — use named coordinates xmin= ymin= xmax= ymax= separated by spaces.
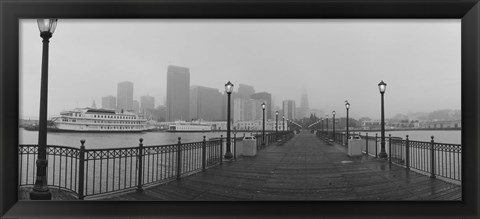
xmin=97 ymin=131 xmax=462 ymax=201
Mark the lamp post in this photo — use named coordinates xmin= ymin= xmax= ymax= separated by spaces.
xmin=326 ymin=115 xmax=329 ymax=136
xmin=332 ymin=111 xmax=336 ymax=140
xmin=275 ymin=111 xmax=279 ymax=139
xmin=282 ymin=115 xmax=285 ymax=131
xmin=321 ymin=118 xmax=324 ymax=133
xmin=224 ymin=81 xmax=234 ymax=159
xmin=345 ymin=101 xmax=350 ymax=146
xmin=262 ymin=102 xmax=266 ymax=145
xmin=378 ymin=80 xmax=388 ymax=158
xmin=30 ymin=19 xmax=58 ymax=200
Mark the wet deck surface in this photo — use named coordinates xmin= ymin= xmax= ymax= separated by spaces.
xmin=101 ymin=131 xmax=461 ymax=201
xmin=18 ymin=186 xmax=78 ymax=201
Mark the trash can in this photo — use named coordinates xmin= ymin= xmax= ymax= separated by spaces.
xmin=347 ymin=135 xmax=362 ymax=156
xmin=243 ymin=136 xmax=257 ymax=156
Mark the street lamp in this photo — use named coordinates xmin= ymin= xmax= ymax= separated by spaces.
xmin=30 ymin=19 xmax=58 ymax=200
xmin=345 ymin=101 xmax=350 ymax=146
xmin=326 ymin=115 xmax=329 ymax=136
xmin=282 ymin=115 xmax=285 ymax=131
xmin=378 ymin=80 xmax=388 ymax=158
xmin=224 ymin=81 xmax=234 ymax=159
xmin=262 ymin=102 xmax=266 ymax=145
xmin=275 ymin=111 xmax=279 ymax=138
xmin=332 ymin=111 xmax=336 ymax=140
xmin=321 ymin=118 xmax=324 ymax=132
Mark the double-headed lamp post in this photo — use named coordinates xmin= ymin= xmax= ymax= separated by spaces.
xmin=224 ymin=81 xmax=234 ymax=159
xmin=332 ymin=111 xmax=336 ymax=139
xmin=345 ymin=101 xmax=350 ymax=146
xmin=378 ymin=80 xmax=388 ymax=158
xmin=262 ymin=102 xmax=266 ymax=145
xmin=275 ymin=111 xmax=279 ymax=138
xmin=30 ymin=19 xmax=58 ymax=200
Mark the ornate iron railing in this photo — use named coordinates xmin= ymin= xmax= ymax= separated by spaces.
xmin=19 ymin=131 xmax=294 ymax=199
xmin=19 ymin=145 xmax=80 ymax=195
xmin=314 ymin=130 xmax=462 ymax=182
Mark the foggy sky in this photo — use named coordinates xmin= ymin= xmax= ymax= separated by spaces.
xmin=20 ymin=19 xmax=460 ymax=120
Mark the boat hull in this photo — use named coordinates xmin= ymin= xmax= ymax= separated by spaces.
xmin=165 ymin=130 xmax=212 ymax=133
xmin=46 ymin=127 xmax=145 ymax=133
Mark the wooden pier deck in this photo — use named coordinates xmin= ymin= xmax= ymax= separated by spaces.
xmin=102 ymin=130 xmax=461 ymax=201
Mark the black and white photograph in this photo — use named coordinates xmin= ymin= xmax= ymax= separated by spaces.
xmin=18 ymin=19 xmax=461 ymax=201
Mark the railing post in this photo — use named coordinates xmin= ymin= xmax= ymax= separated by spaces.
xmin=388 ymin=134 xmax=392 ymax=163
xmin=220 ymin=135 xmax=223 ymax=164
xmin=375 ymin=133 xmax=378 ymax=158
xmin=233 ymin=133 xmax=237 ymax=159
xmin=202 ymin=136 xmax=206 ymax=172
xmin=405 ymin=135 xmax=410 ymax=170
xmin=176 ymin=137 xmax=182 ymax=180
xmin=137 ymin=138 xmax=144 ymax=191
xmin=365 ymin=133 xmax=369 ymax=156
xmin=78 ymin=139 xmax=86 ymax=200
xmin=430 ymin=136 xmax=436 ymax=178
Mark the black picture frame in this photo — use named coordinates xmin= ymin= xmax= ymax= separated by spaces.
xmin=1 ymin=0 xmax=479 ymax=218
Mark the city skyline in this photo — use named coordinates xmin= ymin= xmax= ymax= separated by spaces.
xmin=20 ymin=19 xmax=460 ymax=120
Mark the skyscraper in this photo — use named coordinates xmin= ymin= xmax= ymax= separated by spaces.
xmin=166 ymin=65 xmax=190 ymax=122
xmin=190 ymin=85 xmax=223 ymax=121
xmin=238 ymin=84 xmax=255 ymax=99
xmin=297 ymin=89 xmax=310 ymax=119
xmin=282 ymin=100 xmax=296 ymax=120
xmin=233 ymin=98 xmax=246 ymax=122
xmin=102 ymin=96 xmax=116 ymax=110
xmin=133 ymin=100 xmax=140 ymax=113
xmin=140 ymin=96 xmax=155 ymax=113
xmin=300 ymin=90 xmax=309 ymax=109
xmin=117 ymin=81 xmax=133 ymax=112
xmin=251 ymin=92 xmax=272 ymax=120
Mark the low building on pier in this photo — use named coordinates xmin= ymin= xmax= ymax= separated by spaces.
xmin=423 ymin=120 xmax=461 ymax=129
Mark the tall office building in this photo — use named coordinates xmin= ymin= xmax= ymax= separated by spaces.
xmin=166 ymin=65 xmax=190 ymax=122
xmin=283 ymin=100 xmax=296 ymax=120
xmin=300 ymin=90 xmax=309 ymax=109
xmin=238 ymin=84 xmax=255 ymax=99
xmin=117 ymin=81 xmax=134 ymax=112
xmin=102 ymin=96 xmax=116 ymax=110
xmin=140 ymin=95 xmax=155 ymax=112
xmin=133 ymin=100 xmax=140 ymax=113
xmin=297 ymin=90 xmax=310 ymax=119
xmin=251 ymin=92 xmax=272 ymax=120
xmin=234 ymin=98 xmax=265 ymax=121
xmin=233 ymin=98 xmax=245 ymax=122
xmin=190 ymin=85 xmax=223 ymax=121
xmin=222 ymin=91 xmax=241 ymax=121
xmin=251 ymin=99 xmax=265 ymax=121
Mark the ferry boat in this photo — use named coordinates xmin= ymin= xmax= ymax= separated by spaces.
xmin=47 ymin=108 xmax=149 ymax=132
xmin=166 ymin=121 xmax=212 ymax=132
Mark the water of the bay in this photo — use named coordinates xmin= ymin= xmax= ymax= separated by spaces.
xmin=19 ymin=128 xmax=461 ymax=148
xmin=356 ymin=130 xmax=461 ymax=145
xmin=19 ymin=128 xmax=261 ymax=148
